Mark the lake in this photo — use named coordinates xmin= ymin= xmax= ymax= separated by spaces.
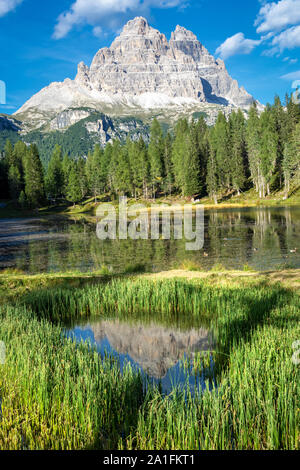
xmin=0 ymin=206 xmax=299 ymax=273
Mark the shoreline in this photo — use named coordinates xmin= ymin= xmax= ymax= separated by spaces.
xmin=1 ymin=268 xmax=299 ymax=298
xmin=1 ymin=196 xmax=300 ymax=220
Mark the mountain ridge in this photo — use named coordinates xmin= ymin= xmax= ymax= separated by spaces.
xmin=14 ymin=16 xmax=258 ymax=131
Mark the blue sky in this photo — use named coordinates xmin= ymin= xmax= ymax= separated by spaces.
xmin=0 ymin=0 xmax=300 ymax=114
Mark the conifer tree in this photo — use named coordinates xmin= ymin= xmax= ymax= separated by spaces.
xmin=66 ymin=162 xmax=82 ymax=205
xmin=23 ymin=144 xmax=45 ymax=208
xmin=183 ymin=123 xmax=201 ymax=197
xmin=283 ymin=122 xmax=300 ymax=197
xmin=18 ymin=190 xmax=26 ymax=209
xmin=172 ymin=119 xmax=189 ymax=194
xmin=162 ymin=133 xmax=174 ymax=196
xmin=148 ymin=118 xmax=164 ymax=197
xmin=246 ymin=104 xmax=262 ymax=196
xmin=209 ymin=112 xmax=231 ymax=193
xmin=4 ymin=139 xmax=13 ymax=165
xmin=62 ymin=153 xmax=71 ymax=198
xmin=45 ymin=144 xmax=64 ymax=199
xmin=259 ymin=107 xmax=278 ymax=196
xmin=86 ymin=145 xmax=105 ymax=201
xmin=206 ymin=142 xmax=219 ymax=204
xmin=115 ymin=144 xmax=132 ymax=195
xmin=77 ymin=157 xmax=88 ymax=200
xmin=272 ymin=95 xmax=287 ymax=187
xmin=195 ymin=117 xmax=209 ymax=195
xmin=12 ymin=141 xmax=27 ymax=173
xmin=229 ymin=110 xmax=246 ymax=195
xmin=127 ymin=138 xmax=149 ymax=198
xmin=8 ymin=165 xmax=22 ymax=200
xmin=137 ymin=136 xmax=150 ymax=199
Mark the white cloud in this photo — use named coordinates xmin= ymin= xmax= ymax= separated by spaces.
xmin=255 ymin=0 xmax=300 ymax=34
xmin=0 ymin=0 xmax=23 ymax=17
xmin=215 ymin=33 xmax=261 ymax=60
xmin=271 ymin=24 xmax=300 ymax=51
xmin=280 ymin=69 xmax=300 ymax=80
xmin=283 ymin=56 xmax=298 ymax=63
xmin=53 ymin=0 xmax=187 ymax=39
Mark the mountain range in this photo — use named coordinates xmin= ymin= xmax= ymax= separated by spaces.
xmin=1 ymin=17 xmax=259 ymax=161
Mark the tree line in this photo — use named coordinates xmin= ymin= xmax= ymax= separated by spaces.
xmin=0 ymin=94 xmax=299 ymax=208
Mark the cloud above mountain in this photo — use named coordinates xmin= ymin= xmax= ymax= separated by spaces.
xmin=0 ymin=0 xmax=23 ymax=17
xmin=271 ymin=24 xmax=300 ymax=52
xmin=255 ymin=0 xmax=300 ymax=33
xmin=215 ymin=33 xmax=261 ymax=60
xmin=53 ymin=0 xmax=187 ymax=39
xmin=216 ymin=0 xmax=300 ymax=59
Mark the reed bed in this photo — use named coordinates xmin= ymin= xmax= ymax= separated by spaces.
xmin=0 ymin=277 xmax=299 ymax=450
xmin=0 ymin=306 xmax=145 ymax=450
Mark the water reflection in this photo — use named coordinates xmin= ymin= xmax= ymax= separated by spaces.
xmin=66 ymin=319 xmax=215 ymax=394
xmin=0 ymin=206 xmax=299 ymax=273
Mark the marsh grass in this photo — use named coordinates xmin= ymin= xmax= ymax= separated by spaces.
xmin=0 ymin=306 xmax=145 ymax=450
xmin=0 ymin=276 xmax=299 ymax=450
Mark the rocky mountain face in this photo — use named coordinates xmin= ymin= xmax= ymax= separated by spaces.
xmin=14 ymin=17 xmax=256 ymax=135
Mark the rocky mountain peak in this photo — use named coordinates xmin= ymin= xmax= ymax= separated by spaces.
xmin=171 ymin=25 xmax=199 ymax=42
xmin=120 ymin=16 xmax=150 ymax=36
xmin=110 ymin=16 xmax=168 ymax=54
xmin=15 ymin=16 xmax=258 ymax=127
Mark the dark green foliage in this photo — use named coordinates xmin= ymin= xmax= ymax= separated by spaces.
xmin=0 ymin=93 xmax=299 ymax=206
xmin=8 ymin=165 xmax=22 ymax=200
xmin=148 ymin=118 xmax=164 ymax=197
xmin=127 ymin=137 xmax=149 ymax=198
xmin=229 ymin=110 xmax=246 ymax=194
xmin=45 ymin=145 xmax=64 ymax=199
xmin=66 ymin=161 xmax=82 ymax=205
xmin=23 ymin=144 xmax=45 ymax=208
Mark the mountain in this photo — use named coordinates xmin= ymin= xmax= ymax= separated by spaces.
xmin=14 ymin=16 xmax=257 ymax=131
xmin=0 ymin=17 xmax=260 ymax=163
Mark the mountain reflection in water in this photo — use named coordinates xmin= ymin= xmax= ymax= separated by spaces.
xmin=66 ymin=319 xmax=215 ymax=394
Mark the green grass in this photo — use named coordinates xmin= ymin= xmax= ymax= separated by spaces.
xmin=0 ymin=275 xmax=299 ymax=450
xmin=0 ymin=306 xmax=145 ymax=450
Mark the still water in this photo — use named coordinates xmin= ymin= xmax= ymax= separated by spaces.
xmin=66 ymin=318 xmax=216 ymax=395
xmin=0 ymin=206 xmax=299 ymax=273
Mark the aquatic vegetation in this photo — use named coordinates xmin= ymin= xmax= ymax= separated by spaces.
xmin=0 ymin=306 xmax=145 ymax=450
xmin=0 ymin=276 xmax=299 ymax=450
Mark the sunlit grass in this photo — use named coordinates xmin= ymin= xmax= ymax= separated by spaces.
xmin=0 ymin=276 xmax=299 ymax=450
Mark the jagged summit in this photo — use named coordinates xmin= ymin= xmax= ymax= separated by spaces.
xmin=15 ymin=16 xmax=256 ymax=130
xmin=118 ymin=16 xmax=154 ymax=36
xmin=171 ymin=25 xmax=199 ymax=42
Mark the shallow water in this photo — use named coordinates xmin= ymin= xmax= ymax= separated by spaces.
xmin=66 ymin=318 xmax=216 ymax=394
xmin=0 ymin=206 xmax=299 ymax=273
